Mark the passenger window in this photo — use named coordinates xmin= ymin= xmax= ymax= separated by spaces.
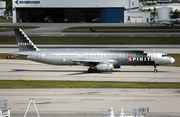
xmin=162 ymin=54 xmax=169 ymax=57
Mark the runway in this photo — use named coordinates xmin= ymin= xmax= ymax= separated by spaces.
xmin=0 ymin=23 xmax=180 ymax=37
xmin=1 ymin=88 xmax=180 ymax=117
xmin=0 ymin=59 xmax=180 ymax=82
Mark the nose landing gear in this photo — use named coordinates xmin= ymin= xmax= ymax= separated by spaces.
xmin=154 ymin=65 xmax=158 ymax=73
xmin=87 ymin=68 xmax=94 ymax=73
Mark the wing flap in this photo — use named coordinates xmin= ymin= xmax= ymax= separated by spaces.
xmin=71 ymin=59 xmax=101 ymax=63
xmin=71 ymin=59 xmax=117 ymax=64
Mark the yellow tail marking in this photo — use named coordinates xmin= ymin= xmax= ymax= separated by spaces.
xmin=165 ymin=35 xmax=170 ymax=37
xmin=114 ymin=77 xmax=124 ymax=81
xmin=21 ymin=76 xmax=33 ymax=80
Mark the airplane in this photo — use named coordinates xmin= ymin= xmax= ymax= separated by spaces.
xmin=149 ymin=18 xmax=180 ymax=26
xmin=11 ymin=28 xmax=175 ymax=73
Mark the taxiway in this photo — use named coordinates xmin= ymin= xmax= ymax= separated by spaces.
xmin=0 ymin=23 xmax=180 ymax=37
xmin=0 ymin=59 xmax=180 ymax=82
xmin=1 ymin=88 xmax=180 ymax=117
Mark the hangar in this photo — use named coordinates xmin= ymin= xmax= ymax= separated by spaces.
xmin=12 ymin=0 xmax=140 ymax=23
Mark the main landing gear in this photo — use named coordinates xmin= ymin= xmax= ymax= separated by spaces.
xmin=87 ymin=68 xmax=94 ymax=73
xmin=154 ymin=65 xmax=158 ymax=73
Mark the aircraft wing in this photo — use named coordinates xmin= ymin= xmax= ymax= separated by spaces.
xmin=71 ymin=59 xmax=100 ymax=63
xmin=71 ymin=59 xmax=116 ymax=65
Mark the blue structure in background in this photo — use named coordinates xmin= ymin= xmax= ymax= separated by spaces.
xmin=100 ymin=8 xmax=124 ymax=23
xmin=157 ymin=1 xmax=170 ymax=4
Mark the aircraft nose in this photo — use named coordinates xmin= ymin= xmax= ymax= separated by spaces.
xmin=171 ymin=57 xmax=175 ymax=64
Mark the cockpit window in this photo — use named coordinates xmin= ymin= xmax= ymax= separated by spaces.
xmin=162 ymin=54 xmax=169 ymax=57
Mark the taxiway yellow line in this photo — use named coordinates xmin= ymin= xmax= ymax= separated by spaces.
xmin=128 ymin=35 xmax=133 ymax=37
xmin=21 ymin=76 xmax=33 ymax=80
xmin=58 ymin=34 xmax=63 ymax=37
xmin=94 ymin=34 xmax=98 ymax=37
xmin=165 ymin=35 xmax=170 ymax=37
xmin=140 ymin=89 xmax=145 ymax=91
xmin=10 ymin=89 xmax=16 ymax=91
xmin=8 ymin=34 xmax=12 ymax=36
xmin=76 ymin=89 xmax=81 ymax=91
xmin=40 ymin=35 xmax=44 ymax=36
xmin=114 ymin=77 xmax=124 ymax=81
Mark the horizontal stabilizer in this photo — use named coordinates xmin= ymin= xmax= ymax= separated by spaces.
xmin=11 ymin=52 xmax=29 ymax=59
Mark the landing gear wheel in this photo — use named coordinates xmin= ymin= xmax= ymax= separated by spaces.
xmin=154 ymin=65 xmax=158 ymax=73
xmin=87 ymin=68 xmax=93 ymax=73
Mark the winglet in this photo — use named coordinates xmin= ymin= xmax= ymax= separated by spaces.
xmin=14 ymin=28 xmax=39 ymax=51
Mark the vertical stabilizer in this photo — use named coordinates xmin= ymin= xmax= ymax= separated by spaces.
xmin=14 ymin=28 xmax=39 ymax=51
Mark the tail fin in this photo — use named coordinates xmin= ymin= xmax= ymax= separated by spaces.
xmin=14 ymin=28 xmax=39 ymax=51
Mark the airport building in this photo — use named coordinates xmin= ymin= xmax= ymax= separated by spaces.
xmin=142 ymin=3 xmax=180 ymax=19
xmin=12 ymin=0 xmax=149 ymax=23
xmin=0 ymin=1 xmax=6 ymax=16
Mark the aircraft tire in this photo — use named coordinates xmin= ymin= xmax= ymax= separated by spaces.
xmin=88 ymin=68 xmax=93 ymax=73
xmin=154 ymin=69 xmax=158 ymax=73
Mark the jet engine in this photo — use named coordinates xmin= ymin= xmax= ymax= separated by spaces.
xmin=95 ymin=63 xmax=114 ymax=72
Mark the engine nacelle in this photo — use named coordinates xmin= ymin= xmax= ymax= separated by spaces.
xmin=95 ymin=63 xmax=114 ymax=72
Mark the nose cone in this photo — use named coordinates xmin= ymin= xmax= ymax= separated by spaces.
xmin=171 ymin=57 xmax=175 ymax=64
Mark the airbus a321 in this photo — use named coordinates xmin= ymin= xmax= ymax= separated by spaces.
xmin=12 ymin=28 xmax=175 ymax=73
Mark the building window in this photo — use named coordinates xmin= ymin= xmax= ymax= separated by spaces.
xmin=132 ymin=2 xmax=134 ymax=6
xmin=128 ymin=16 xmax=130 ymax=21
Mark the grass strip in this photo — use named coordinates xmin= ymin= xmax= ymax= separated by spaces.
xmin=67 ymin=26 xmax=180 ymax=30
xmin=63 ymin=31 xmax=180 ymax=33
xmin=64 ymin=26 xmax=180 ymax=33
xmin=0 ymin=80 xmax=180 ymax=88
xmin=1 ymin=36 xmax=180 ymax=45
xmin=166 ymin=54 xmax=180 ymax=67
xmin=0 ymin=19 xmax=12 ymax=23
xmin=0 ymin=53 xmax=23 ymax=60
